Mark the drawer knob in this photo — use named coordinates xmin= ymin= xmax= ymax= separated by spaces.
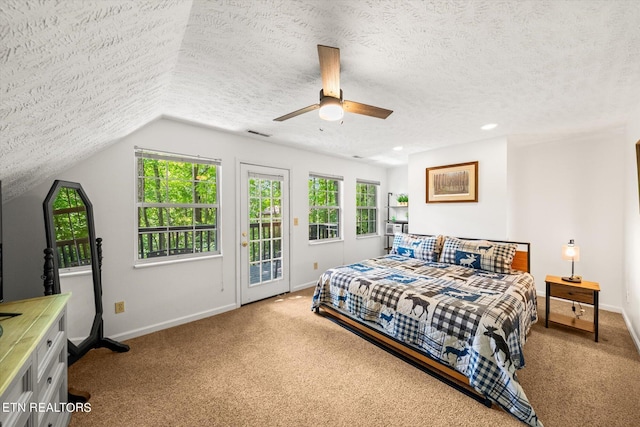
xmin=47 ymin=339 xmax=52 ymax=347
xmin=47 ymin=376 xmax=52 ymax=384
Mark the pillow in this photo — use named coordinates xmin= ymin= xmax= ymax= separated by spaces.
xmin=390 ymin=233 xmax=443 ymax=262
xmin=439 ymin=237 xmax=517 ymax=273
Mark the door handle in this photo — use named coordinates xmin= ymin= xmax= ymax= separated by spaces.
xmin=241 ymin=241 xmax=248 ymax=247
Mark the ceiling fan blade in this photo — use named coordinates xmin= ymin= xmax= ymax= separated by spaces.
xmin=343 ymin=100 xmax=393 ymax=119
xmin=273 ymin=104 xmax=319 ymax=121
xmin=318 ymin=45 xmax=340 ymax=98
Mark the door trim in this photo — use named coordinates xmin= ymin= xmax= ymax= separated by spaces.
xmin=235 ymin=160 xmax=291 ymax=306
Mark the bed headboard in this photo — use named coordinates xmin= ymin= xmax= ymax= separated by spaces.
xmin=465 ymin=238 xmax=530 ymax=273
xmin=510 ymin=244 xmax=531 ymax=273
xmin=409 ymin=234 xmax=531 ymax=273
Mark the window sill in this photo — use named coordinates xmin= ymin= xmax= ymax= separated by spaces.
xmin=356 ymin=234 xmax=381 ymax=240
xmin=308 ymin=238 xmax=344 ymax=246
xmin=134 ymin=253 xmax=222 ymax=269
xmin=59 ymin=267 xmax=92 ymax=278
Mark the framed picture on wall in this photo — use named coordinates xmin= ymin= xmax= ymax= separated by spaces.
xmin=426 ymin=161 xmax=478 ymax=203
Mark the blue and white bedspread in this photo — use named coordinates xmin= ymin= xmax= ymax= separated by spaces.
xmin=311 ymin=254 xmax=542 ymax=427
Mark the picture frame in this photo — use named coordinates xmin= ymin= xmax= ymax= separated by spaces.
xmin=426 ymin=161 xmax=478 ymax=203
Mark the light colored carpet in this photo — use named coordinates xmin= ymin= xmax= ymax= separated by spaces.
xmin=68 ymin=288 xmax=640 ymax=426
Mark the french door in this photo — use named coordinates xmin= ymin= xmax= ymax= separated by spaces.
xmin=239 ymin=163 xmax=290 ymax=304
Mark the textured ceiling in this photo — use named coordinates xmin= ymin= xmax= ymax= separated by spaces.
xmin=1 ymin=0 xmax=640 ymax=200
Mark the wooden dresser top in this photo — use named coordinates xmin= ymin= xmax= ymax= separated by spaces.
xmin=0 ymin=293 xmax=70 ymax=395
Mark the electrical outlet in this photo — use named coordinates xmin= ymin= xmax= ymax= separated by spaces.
xmin=115 ymin=301 xmax=125 ymax=314
xmin=313 ymin=262 xmax=318 ymax=270
xmin=293 ymin=217 xmax=299 ymax=226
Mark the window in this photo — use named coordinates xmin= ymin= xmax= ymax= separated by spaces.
xmin=135 ymin=148 xmax=220 ymax=262
xmin=356 ymin=180 xmax=379 ymax=236
xmin=248 ymin=172 xmax=283 ymax=284
xmin=308 ymin=173 xmax=342 ymax=241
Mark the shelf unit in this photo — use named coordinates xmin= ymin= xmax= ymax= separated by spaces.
xmin=385 ymin=192 xmax=409 ymax=252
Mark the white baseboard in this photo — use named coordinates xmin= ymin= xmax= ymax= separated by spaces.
xmin=108 ymin=303 xmax=237 ymax=342
xmin=537 ymin=288 xmax=639 ymax=355
xmin=69 ymin=336 xmax=84 ymax=345
xmin=292 ymin=280 xmax=317 ymax=292
xmin=101 ymin=283 xmax=316 ymax=343
xmin=621 ymin=309 xmax=640 ymax=355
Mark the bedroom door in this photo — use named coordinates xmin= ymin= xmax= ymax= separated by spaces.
xmin=239 ymin=164 xmax=290 ymax=304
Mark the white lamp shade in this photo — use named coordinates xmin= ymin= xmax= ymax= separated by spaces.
xmin=319 ymin=97 xmax=344 ymax=121
xmin=561 ymin=244 xmax=580 ymax=261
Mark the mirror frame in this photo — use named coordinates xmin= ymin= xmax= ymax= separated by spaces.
xmin=43 ymin=180 xmax=103 ymax=362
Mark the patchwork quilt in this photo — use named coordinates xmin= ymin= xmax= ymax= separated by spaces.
xmin=311 ymin=254 xmax=542 ymax=427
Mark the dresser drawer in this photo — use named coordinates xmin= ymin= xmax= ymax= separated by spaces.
xmin=549 ymin=283 xmax=595 ymax=304
xmin=36 ymin=376 xmax=67 ymax=427
xmin=0 ymin=360 xmax=34 ymax=427
xmin=37 ymin=343 xmax=66 ymax=404
xmin=41 ymin=401 xmax=68 ymax=427
xmin=0 ymin=409 xmax=32 ymax=427
xmin=35 ymin=313 xmax=65 ymax=377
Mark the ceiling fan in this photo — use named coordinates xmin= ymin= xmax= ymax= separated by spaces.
xmin=274 ymin=45 xmax=393 ymax=122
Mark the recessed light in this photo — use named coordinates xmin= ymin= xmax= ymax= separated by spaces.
xmin=393 ymin=146 xmax=403 ymax=151
xmin=481 ymin=123 xmax=498 ymax=130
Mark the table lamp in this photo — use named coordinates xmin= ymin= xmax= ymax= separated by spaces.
xmin=561 ymin=239 xmax=581 ymax=283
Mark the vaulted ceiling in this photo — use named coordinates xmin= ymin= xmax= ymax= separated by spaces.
xmin=2 ymin=0 xmax=639 ymax=200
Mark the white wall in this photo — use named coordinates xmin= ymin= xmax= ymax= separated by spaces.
xmin=3 ymin=117 xmax=387 ymax=340
xmin=623 ymin=108 xmax=640 ymax=350
xmin=408 ymin=137 xmax=509 ymax=238
xmin=406 ymin=130 xmax=627 ymax=314
xmin=509 ymin=129 xmax=626 ymax=311
xmin=386 ymin=165 xmax=409 ymax=222
xmin=386 ymin=165 xmax=409 ymax=200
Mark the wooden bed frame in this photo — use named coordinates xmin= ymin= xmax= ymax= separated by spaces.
xmin=314 ymin=239 xmax=531 ymax=408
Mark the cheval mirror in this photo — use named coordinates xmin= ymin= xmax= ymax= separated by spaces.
xmin=43 ymin=180 xmax=129 ymax=368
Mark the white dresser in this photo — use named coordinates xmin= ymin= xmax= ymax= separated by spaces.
xmin=0 ymin=294 xmax=71 ymax=427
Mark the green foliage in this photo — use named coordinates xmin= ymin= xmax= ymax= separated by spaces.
xmin=356 ymin=183 xmax=377 ymax=235
xmin=309 ymin=176 xmax=341 ymax=240
xmin=136 ymin=156 xmax=219 ymax=258
xmin=52 ymin=188 xmax=91 ymax=268
xmin=356 ymin=182 xmax=376 ymax=207
xmin=247 ymin=176 xmax=284 ymax=271
xmin=396 ymin=193 xmax=408 ymax=203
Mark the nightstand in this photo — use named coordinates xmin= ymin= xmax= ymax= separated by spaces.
xmin=545 ymin=275 xmax=600 ymax=342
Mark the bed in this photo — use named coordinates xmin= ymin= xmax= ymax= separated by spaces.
xmin=311 ymin=234 xmax=542 ymax=427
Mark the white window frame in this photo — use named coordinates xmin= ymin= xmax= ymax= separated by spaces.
xmin=308 ymin=173 xmax=342 ymax=242
xmin=356 ymin=179 xmax=379 ymax=236
xmin=135 ymin=148 xmax=221 ymax=264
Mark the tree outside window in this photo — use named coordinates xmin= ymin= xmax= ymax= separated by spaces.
xmin=356 ymin=181 xmax=378 ymax=236
xmin=309 ymin=175 xmax=341 ymax=241
xmin=136 ymin=149 xmax=220 ymax=261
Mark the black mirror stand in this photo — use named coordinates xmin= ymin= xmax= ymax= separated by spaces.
xmin=43 ymin=241 xmax=129 ymax=403
xmin=43 ymin=243 xmax=130 ymax=361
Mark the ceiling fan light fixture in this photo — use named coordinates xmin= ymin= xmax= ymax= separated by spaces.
xmin=319 ymin=96 xmax=344 ymax=121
